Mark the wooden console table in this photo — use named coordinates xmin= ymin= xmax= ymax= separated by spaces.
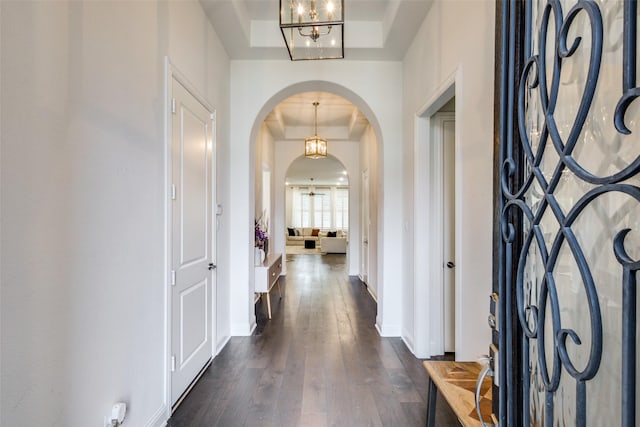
xmin=254 ymin=252 xmax=282 ymax=319
xmin=423 ymin=361 xmax=493 ymax=427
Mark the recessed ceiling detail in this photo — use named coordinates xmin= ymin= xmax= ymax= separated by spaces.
xmin=286 ymin=155 xmax=349 ymax=186
xmin=264 ymin=91 xmax=369 ymax=141
xmin=199 ymin=0 xmax=433 ymax=60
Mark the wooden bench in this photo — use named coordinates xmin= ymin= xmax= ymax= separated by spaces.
xmin=423 ymin=361 xmax=493 ymax=427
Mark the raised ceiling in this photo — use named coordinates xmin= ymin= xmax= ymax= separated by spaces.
xmin=199 ymin=0 xmax=433 ymax=60
xmin=200 ymin=1 xmax=429 ymax=185
xmin=286 ymin=155 xmax=349 ymax=186
xmin=263 ymin=91 xmax=369 ymax=141
xmin=273 ymin=92 xmax=364 ymax=185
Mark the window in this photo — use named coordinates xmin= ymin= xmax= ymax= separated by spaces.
xmin=314 ymin=188 xmax=331 ymax=229
xmin=334 ymin=187 xmax=348 ymax=230
xmin=289 ymin=186 xmax=348 ymax=230
xmin=292 ymin=187 xmax=310 ymax=227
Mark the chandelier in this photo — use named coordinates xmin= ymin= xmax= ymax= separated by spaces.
xmin=305 ymin=102 xmax=328 ymax=159
xmin=279 ymin=0 xmax=344 ymax=61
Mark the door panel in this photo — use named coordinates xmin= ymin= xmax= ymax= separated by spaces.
xmin=496 ymin=0 xmax=640 ymax=425
xmin=179 ymin=107 xmax=208 ymax=266
xmin=171 ymin=77 xmax=214 ymax=406
xmin=442 ymin=117 xmax=455 ymax=353
xmin=179 ymin=280 xmax=208 ymax=368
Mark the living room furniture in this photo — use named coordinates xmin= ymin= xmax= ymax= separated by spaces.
xmin=286 ymin=227 xmax=321 ymax=246
xmin=320 ymin=236 xmax=347 ymax=253
xmin=286 ymin=227 xmax=348 ymax=246
xmin=422 ymin=361 xmax=494 ymax=427
xmin=304 ymin=239 xmax=316 ymax=249
xmin=254 ymin=252 xmax=282 ymax=319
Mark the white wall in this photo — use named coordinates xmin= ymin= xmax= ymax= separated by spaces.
xmin=0 ymin=1 xmax=230 ymax=425
xmin=254 ymin=123 xmax=275 ymax=249
xmin=359 ymin=125 xmax=379 ymax=298
xmin=402 ymin=0 xmax=495 ymax=360
xmin=229 ymin=62 xmax=403 ymax=337
xmin=274 ymin=142 xmax=360 ymax=275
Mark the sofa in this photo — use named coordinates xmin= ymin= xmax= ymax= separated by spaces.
xmin=286 ymin=228 xmax=348 ymax=253
xmin=320 ymin=235 xmax=348 ymax=253
xmin=286 ymin=227 xmax=322 ymax=246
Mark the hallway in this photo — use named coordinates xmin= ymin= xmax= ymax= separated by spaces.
xmin=167 ymin=254 xmax=458 ymax=426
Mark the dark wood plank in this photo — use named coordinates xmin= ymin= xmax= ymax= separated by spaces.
xmin=168 ymin=253 xmax=461 ymax=427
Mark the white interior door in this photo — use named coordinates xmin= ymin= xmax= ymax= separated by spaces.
xmin=441 ymin=116 xmax=455 ymax=352
xmin=360 ymin=170 xmax=369 ymax=284
xmin=170 ymin=77 xmax=214 ymax=406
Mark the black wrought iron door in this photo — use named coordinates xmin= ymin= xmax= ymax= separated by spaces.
xmin=496 ymin=0 xmax=640 ymax=425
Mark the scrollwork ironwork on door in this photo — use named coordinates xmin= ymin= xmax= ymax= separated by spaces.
xmin=500 ymin=0 xmax=640 ymax=425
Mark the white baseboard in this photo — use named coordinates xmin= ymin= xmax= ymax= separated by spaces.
xmin=216 ymin=334 xmax=231 ymax=355
xmin=401 ymin=331 xmax=415 ymax=354
xmin=230 ymin=322 xmax=255 ymax=336
xmin=375 ymin=322 xmax=401 ymax=337
xmin=145 ymin=404 xmax=169 ymax=427
xmin=365 ymin=285 xmax=377 ymax=302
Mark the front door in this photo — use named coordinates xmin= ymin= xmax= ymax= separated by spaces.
xmin=496 ymin=0 xmax=640 ymax=425
xmin=170 ymin=77 xmax=215 ymax=407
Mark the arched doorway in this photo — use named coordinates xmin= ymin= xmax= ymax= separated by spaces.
xmin=241 ymin=81 xmax=385 ymax=335
xmin=283 ymin=155 xmax=351 ymax=259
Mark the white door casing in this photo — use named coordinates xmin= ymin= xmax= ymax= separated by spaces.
xmin=361 ymin=170 xmax=369 ymax=284
xmin=169 ymin=75 xmax=215 ymax=407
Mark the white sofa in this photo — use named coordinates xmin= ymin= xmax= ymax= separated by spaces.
xmin=286 ymin=228 xmax=348 ymax=252
xmin=286 ymin=227 xmax=322 ymax=246
xmin=320 ymin=236 xmax=348 ymax=253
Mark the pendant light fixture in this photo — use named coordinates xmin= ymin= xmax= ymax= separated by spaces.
xmin=304 ymin=102 xmax=328 ymax=159
xmin=280 ymin=0 xmax=344 ymax=61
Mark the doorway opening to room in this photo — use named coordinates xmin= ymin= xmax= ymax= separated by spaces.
xmin=414 ymin=82 xmax=459 ymax=359
xmin=285 ymin=156 xmax=350 ymax=257
xmin=252 ymin=88 xmax=380 ymax=323
xmin=422 ymin=99 xmax=457 ymax=357
xmin=256 ymin=91 xmax=372 ymax=279
xmin=432 ymin=102 xmax=456 ymax=355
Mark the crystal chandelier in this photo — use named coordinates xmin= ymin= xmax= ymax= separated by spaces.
xmin=305 ymin=102 xmax=328 ymax=159
xmin=279 ymin=0 xmax=344 ymax=61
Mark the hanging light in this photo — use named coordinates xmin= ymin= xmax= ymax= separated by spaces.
xmin=280 ymin=0 xmax=344 ymax=61
xmin=305 ymin=102 xmax=328 ymax=159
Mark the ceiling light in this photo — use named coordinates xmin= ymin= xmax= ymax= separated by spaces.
xmin=305 ymin=102 xmax=328 ymax=159
xmin=280 ymin=0 xmax=344 ymax=61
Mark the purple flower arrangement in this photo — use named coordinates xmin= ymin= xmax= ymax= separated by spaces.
xmin=255 ymin=219 xmax=269 ymax=250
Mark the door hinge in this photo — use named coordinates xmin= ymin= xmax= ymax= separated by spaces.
xmin=171 ymin=184 xmax=176 ymax=200
xmin=171 ymin=355 xmax=176 ymax=372
xmin=171 ymin=270 xmax=176 ymax=286
xmin=171 ymin=98 xmax=176 ymax=114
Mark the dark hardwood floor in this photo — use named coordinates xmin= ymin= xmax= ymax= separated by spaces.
xmin=167 ymin=253 xmax=459 ymax=427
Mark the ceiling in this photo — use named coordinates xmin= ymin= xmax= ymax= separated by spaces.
xmin=200 ymin=1 xmax=431 ymax=184
xmin=268 ymin=91 xmax=365 ymax=185
xmin=199 ymin=0 xmax=433 ymax=61
xmin=285 ymin=155 xmax=349 ymax=186
xmin=263 ymin=91 xmax=369 ymax=140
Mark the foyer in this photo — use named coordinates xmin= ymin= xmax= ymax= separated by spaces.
xmin=167 ymin=254 xmax=458 ymax=426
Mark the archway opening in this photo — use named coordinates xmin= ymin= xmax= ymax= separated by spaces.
xmin=248 ymin=81 xmax=383 ymax=331
xmin=284 ymin=154 xmax=350 ymax=256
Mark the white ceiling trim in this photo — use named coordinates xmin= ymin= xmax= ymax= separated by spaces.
xmin=199 ymin=0 xmax=433 ymax=61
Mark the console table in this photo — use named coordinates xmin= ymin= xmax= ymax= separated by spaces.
xmin=254 ymin=252 xmax=282 ymax=319
xmin=423 ymin=361 xmax=493 ymax=426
